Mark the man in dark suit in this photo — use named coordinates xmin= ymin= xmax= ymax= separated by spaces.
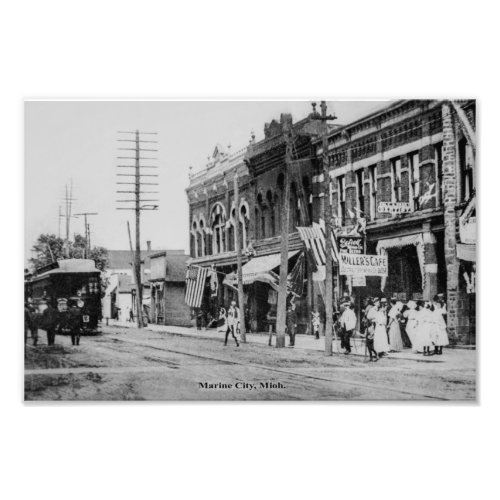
xmin=40 ymin=299 xmax=59 ymax=346
xmin=67 ymin=300 xmax=83 ymax=346
xmin=286 ymin=302 xmax=298 ymax=347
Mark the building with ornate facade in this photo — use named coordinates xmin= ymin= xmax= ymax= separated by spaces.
xmin=185 ymin=100 xmax=476 ymax=344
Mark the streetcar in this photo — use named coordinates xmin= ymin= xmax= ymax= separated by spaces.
xmin=25 ymin=259 xmax=102 ymax=334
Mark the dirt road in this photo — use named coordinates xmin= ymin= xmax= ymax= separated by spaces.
xmin=24 ymin=326 xmax=476 ymax=401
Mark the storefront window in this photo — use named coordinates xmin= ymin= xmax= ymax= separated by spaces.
xmin=356 ymin=169 xmax=364 ymax=215
xmin=459 ymin=137 xmax=474 ymax=202
xmin=391 ymin=157 xmax=402 ymax=202
xmin=408 ymin=152 xmax=420 ymax=211
xmin=369 ymin=164 xmax=377 ymax=220
xmin=434 ymin=142 xmax=443 ymax=207
xmin=338 ymin=175 xmax=346 ymax=226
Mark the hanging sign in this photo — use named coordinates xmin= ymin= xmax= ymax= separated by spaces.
xmin=339 ymin=253 xmax=388 ymax=276
xmin=338 ymin=235 xmax=364 ymax=255
xmin=352 ymin=275 xmax=366 ymax=287
xmin=378 ymin=201 xmax=411 ymax=214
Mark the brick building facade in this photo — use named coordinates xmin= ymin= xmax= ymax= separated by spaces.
xmin=186 ymin=100 xmax=476 ymax=344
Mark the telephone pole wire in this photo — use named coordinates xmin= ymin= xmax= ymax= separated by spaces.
xmin=74 ymin=212 xmax=98 ymax=258
xmin=116 ymin=129 xmax=159 ymax=329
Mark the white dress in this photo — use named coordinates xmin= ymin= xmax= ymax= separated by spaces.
xmin=414 ymin=308 xmax=433 ymax=351
xmin=369 ymin=308 xmax=390 ymax=353
xmin=403 ymin=309 xmax=418 ymax=348
xmin=387 ymin=306 xmax=404 ymax=351
xmin=433 ymin=305 xmax=449 ymax=347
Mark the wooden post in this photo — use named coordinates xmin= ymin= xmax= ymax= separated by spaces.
xmin=321 ymin=102 xmax=334 ymax=356
xmin=276 ymin=114 xmax=293 ymax=348
xmin=134 ymin=130 xmax=143 ymax=328
xmin=233 ymin=171 xmax=246 ymax=343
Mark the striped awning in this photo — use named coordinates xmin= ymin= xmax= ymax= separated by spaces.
xmin=223 ymin=251 xmax=299 ymax=291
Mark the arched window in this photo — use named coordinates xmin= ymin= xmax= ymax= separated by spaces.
xmin=302 ymin=175 xmax=312 ymax=224
xmin=198 ymin=219 xmax=206 ymax=256
xmin=210 ymin=203 xmax=226 ymax=254
xmin=290 ymin=182 xmax=299 ymax=232
xmin=266 ymin=190 xmax=274 ymax=236
xmin=228 ymin=207 xmax=236 ymax=251
xmin=191 ymin=220 xmax=199 ymax=258
xmin=274 ymin=192 xmax=281 ymax=234
xmin=254 ymin=207 xmax=260 ymax=239
xmin=240 ymin=203 xmax=249 ymax=248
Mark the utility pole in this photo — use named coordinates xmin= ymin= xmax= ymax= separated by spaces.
xmin=233 ymin=171 xmax=246 ymax=343
xmin=319 ymin=101 xmax=337 ymax=356
xmin=58 ymin=206 xmax=63 ymax=239
xmin=275 ymin=114 xmax=294 ymax=348
xmin=63 ymin=180 xmax=76 ymax=257
xmin=116 ymin=130 xmax=159 ymax=329
xmin=74 ymin=212 xmax=98 ymax=258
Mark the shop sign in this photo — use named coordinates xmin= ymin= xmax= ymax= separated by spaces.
xmin=351 ymin=275 xmax=366 ymax=287
xmin=339 ymin=253 xmax=388 ymax=276
xmin=378 ymin=201 xmax=411 ymax=214
xmin=338 ymin=235 xmax=364 ymax=255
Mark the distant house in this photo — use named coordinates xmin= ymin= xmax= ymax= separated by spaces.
xmin=149 ymin=250 xmax=191 ymax=327
xmin=103 ymin=241 xmax=165 ymax=320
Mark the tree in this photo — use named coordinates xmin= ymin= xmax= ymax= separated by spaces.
xmin=29 ymin=233 xmax=109 ymax=273
xmin=89 ymin=246 xmax=109 ymax=272
xmin=29 ymin=234 xmax=65 ymax=270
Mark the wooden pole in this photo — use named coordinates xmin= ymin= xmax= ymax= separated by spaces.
xmin=276 ymin=114 xmax=293 ymax=348
xmin=233 ymin=171 xmax=246 ymax=343
xmin=135 ymin=130 xmax=143 ymax=328
xmin=321 ymin=102 xmax=334 ymax=356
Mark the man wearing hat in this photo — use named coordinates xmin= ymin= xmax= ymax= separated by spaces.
xmin=67 ymin=299 xmax=83 ymax=346
xmin=339 ymin=299 xmax=357 ymax=354
xmin=286 ymin=301 xmax=298 ymax=347
xmin=40 ymin=299 xmax=59 ymax=346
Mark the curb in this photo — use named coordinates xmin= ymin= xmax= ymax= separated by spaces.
xmin=105 ymin=323 xmax=448 ymax=363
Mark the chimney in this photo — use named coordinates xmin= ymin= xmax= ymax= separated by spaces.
xmin=146 ymin=240 xmax=151 ymax=252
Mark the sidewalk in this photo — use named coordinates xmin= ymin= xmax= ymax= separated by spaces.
xmin=107 ymin=319 xmax=474 ymax=363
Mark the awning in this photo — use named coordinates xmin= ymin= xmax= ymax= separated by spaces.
xmin=376 ymin=233 xmax=426 ymax=291
xmin=223 ymin=250 xmax=299 ymax=291
xmin=457 ymin=243 xmax=476 ymax=262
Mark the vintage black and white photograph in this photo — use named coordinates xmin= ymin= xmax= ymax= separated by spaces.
xmin=24 ymin=99 xmax=477 ymax=401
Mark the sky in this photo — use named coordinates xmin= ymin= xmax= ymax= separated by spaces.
xmin=24 ymin=100 xmax=392 ymax=262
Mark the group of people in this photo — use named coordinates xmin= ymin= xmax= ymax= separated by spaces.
xmin=24 ymin=297 xmax=86 ymax=347
xmin=337 ymin=294 xmax=449 ymax=361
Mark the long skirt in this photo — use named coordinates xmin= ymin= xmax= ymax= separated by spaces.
xmin=434 ymin=324 xmax=450 ymax=347
xmin=388 ymin=320 xmax=404 ymax=351
xmin=374 ymin=324 xmax=390 ymax=353
xmin=406 ymin=319 xmax=418 ymax=348
xmin=413 ymin=322 xmax=433 ymax=352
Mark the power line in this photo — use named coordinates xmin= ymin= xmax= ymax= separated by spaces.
xmin=115 ymin=130 xmax=160 ymax=329
xmin=74 ymin=212 xmax=99 ymax=258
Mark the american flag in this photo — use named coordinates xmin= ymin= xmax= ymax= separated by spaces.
xmin=287 ymin=253 xmax=305 ymax=297
xmin=185 ymin=265 xmax=209 ymax=308
xmin=297 ymin=218 xmax=339 ymax=269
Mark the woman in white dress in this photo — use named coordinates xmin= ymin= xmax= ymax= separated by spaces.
xmin=403 ymin=300 xmax=418 ymax=351
xmin=387 ymin=299 xmax=404 ymax=352
xmin=368 ymin=300 xmax=391 ymax=357
xmin=432 ymin=296 xmax=449 ymax=355
xmin=414 ymin=301 xmax=434 ymax=356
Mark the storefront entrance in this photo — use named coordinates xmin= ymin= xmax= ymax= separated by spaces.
xmin=383 ymin=245 xmax=423 ymax=301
